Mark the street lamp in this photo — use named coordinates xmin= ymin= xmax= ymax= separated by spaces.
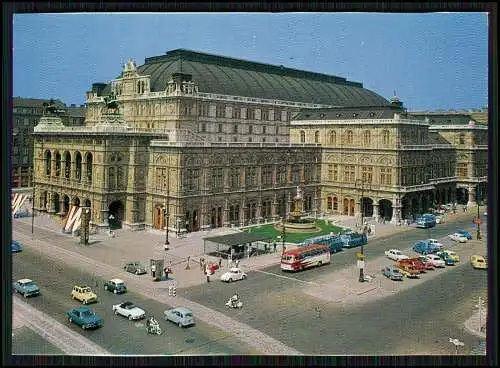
xmin=476 ymin=183 xmax=481 ymax=240
xmin=80 ymin=207 xmax=90 ymax=245
xmin=177 ymin=218 xmax=182 ymax=238
xmin=355 ymin=178 xmax=371 ymax=283
xmin=449 ymin=338 xmax=464 ymax=355
xmin=165 ymin=169 xmax=170 ymax=246
xmin=163 ymin=200 xmax=169 ymax=247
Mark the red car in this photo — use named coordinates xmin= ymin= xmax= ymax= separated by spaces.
xmin=417 ymin=256 xmax=435 ymax=270
xmin=399 ymin=258 xmax=427 ymax=273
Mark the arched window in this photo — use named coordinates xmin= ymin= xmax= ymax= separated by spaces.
xmin=300 ymin=130 xmax=305 ymax=143
xmin=75 ymin=152 xmax=82 ymax=182
xmin=55 ymin=151 xmax=61 ymax=176
xmin=86 ymin=153 xmax=93 ymax=183
xmin=64 ymin=152 xmax=71 ymax=179
xmin=382 ymin=130 xmax=390 ymax=145
xmin=327 ymin=196 xmax=333 ymax=210
xmin=459 ymin=134 xmax=465 ymax=145
xmin=333 ymin=197 xmax=338 ymax=211
xmin=363 ymin=130 xmax=371 ymax=146
xmin=314 ymin=130 xmax=320 ymax=143
xmin=45 ymin=150 xmax=51 ymax=176
xmin=346 ymin=130 xmax=353 ymax=144
xmin=328 ymin=130 xmax=336 ymax=145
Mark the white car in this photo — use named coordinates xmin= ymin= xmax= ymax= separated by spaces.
xmin=448 ymin=233 xmax=468 ymax=243
xmin=427 ymin=238 xmax=443 ymax=249
xmin=220 ymin=267 xmax=247 ymax=283
xmin=384 ymin=249 xmax=410 ymax=261
xmin=424 ymin=254 xmax=446 ymax=268
xmin=112 ymin=301 xmax=146 ymax=320
xmin=435 ymin=215 xmax=444 ymax=224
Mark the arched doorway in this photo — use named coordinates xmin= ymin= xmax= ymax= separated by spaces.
xmin=349 ymin=199 xmax=355 ymax=216
xmin=72 ymin=197 xmax=80 ymax=207
xmin=422 ymin=194 xmax=430 ymax=213
xmin=343 ymin=198 xmax=349 ymax=215
xmin=401 ymin=196 xmax=411 ymax=221
xmin=153 ymin=204 xmax=164 ymax=230
xmin=361 ymin=197 xmax=373 ymax=217
xmin=192 ymin=210 xmax=199 ymax=232
xmin=62 ymin=195 xmax=70 ymax=215
xmin=211 ymin=206 xmax=222 ymax=228
xmin=108 ymin=200 xmax=124 ymax=229
xmin=52 ymin=193 xmax=60 ymax=214
xmin=456 ymin=188 xmax=468 ymax=205
xmin=378 ymin=199 xmax=393 ymax=221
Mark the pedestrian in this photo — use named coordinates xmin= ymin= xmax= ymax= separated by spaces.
xmin=315 ymin=306 xmax=321 ymax=318
xmin=151 ymin=263 xmax=156 ymax=279
xmin=199 ymin=258 xmax=203 ymax=270
xmin=206 ymin=273 xmax=210 ymax=283
xmin=273 ymin=242 xmax=277 ymax=253
xmin=164 ymin=267 xmax=169 ymax=279
xmin=218 ymin=257 xmax=222 ymax=269
xmin=235 ymin=259 xmax=240 ymax=268
xmin=264 ymin=243 xmax=269 ymax=253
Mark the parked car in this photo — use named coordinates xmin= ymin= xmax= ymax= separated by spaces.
xmin=448 ymin=233 xmax=468 ymax=243
xmin=112 ymin=301 xmax=146 ymax=320
xmin=436 ymin=251 xmax=459 ymax=265
xmin=399 ymin=258 xmax=427 ymax=273
xmin=71 ymin=285 xmax=98 ymax=304
xmin=471 ymin=255 xmax=487 ymax=270
xmin=412 ymin=240 xmax=440 ymax=255
xmin=456 ymin=229 xmax=473 ymax=240
xmin=395 ymin=262 xmax=420 ymax=278
xmin=385 ymin=249 xmax=410 ymax=261
xmin=66 ymin=307 xmax=103 ymax=329
xmin=425 ymin=254 xmax=446 ymax=268
xmin=417 ymin=256 xmax=436 ymax=270
xmin=220 ymin=267 xmax=247 ymax=283
xmin=427 ymin=239 xmax=443 ymax=249
xmin=11 ymin=240 xmax=23 ymax=253
xmin=416 ymin=214 xmax=436 ymax=229
xmin=123 ymin=261 xmax=147 ymax=275
xmin=164 ymin=307 xmax=195 ymax=327
xmin=104 ymin=278 xmax=127 ymax=294
xmin=381 ymin=266 xmax=403 ymax=281
xmin=13 ymin=278 xmax=40 ymax=297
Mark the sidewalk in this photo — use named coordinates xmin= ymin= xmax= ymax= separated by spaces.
xmin=464 ymin=307 xmax=487 ymax=338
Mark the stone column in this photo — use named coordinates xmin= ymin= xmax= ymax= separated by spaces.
xmin=81 ymin=159 xmax=87 ymax=184
xmin=223 ymin=198 xmax=230 ymax=227
xmin=272 ymin=192 xmax=279 ymax=220
xmin=373 ymin=202 xmax=379 ymax=221
xmin=391 ymin=195 xmax=402 ymax=225
xmin=467 ymin=185 xmax=477 ymax=207
xmin=257 ymin=197 xmax=263 ymax=223
xmin=47 ymin=192 xmax=56 ymax=213
xmin=240 ymin=198 xmax=247 ymax=227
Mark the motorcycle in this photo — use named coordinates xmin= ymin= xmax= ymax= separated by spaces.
xmin=225 ymin=298 xmax=243 ymax=309
xmin=146 ymin=318 xmax=162 ymax=335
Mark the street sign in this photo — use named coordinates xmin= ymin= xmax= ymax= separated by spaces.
xmin=357 ymin=260 xmax=365 ymax=269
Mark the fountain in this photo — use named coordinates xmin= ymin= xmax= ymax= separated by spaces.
xmin=275 ymin=186 xmax=319 ymax=233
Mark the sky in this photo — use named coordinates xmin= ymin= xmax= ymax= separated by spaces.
xmin=12 ymin=12 xmax=488 ymax=111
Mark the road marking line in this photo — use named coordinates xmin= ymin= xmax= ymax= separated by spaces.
xmin=252 ymin=269 xmax=318 ymax=285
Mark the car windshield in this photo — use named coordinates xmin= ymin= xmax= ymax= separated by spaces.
xmin=184 ymin=313 xmax=192 ymax=317
xmin=21 ymin=281 xmax=34 ymax=287
xmin=123 ymin=302 xmax=134 ymax=308
xmin=82 ymin=310 xmax=94 ymax=317
xmin=476 ymin=259 xmax=484 ymax=263
xmin=82 ymin=287 xmax=91 ymax=293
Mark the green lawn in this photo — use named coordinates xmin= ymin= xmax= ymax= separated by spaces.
xmin=245 ymin=219 xmax=345 ymax=244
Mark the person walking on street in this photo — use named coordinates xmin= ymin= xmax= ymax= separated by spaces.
xmin=235 ymin=259 xmax=240 ymax=268
xmin=218 ymin=257 xmax=222 ymax=269
xmin=273 ymin=241 xmax=277 ymax=253
xmin=199 ymin=258 xmax=203 ymax=270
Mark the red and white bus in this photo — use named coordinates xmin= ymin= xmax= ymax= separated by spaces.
xmin=280 ymin=244 xmax=331 ymax=272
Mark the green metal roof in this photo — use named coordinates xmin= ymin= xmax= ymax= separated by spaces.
xmin=203 ymin=232 xmax=272 ymax=247
xmin=131 ymin=49 xmax=389 ymax=107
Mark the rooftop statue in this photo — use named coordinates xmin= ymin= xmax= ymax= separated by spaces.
xmin=103 ymin=92 xmax=120 ymax=114
xmin=42 ymin=99 xmax=66 ymax=116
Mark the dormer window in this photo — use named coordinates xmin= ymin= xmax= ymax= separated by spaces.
xmin=320 ymin=113 xmax=325 ymax=118
xmin=369 ymin=112 xmax=375 ymax=117
xmin=336 ymin=113 xmax=342 ymax=117
xmin=352 ymin=113 xmax=358 ymax=118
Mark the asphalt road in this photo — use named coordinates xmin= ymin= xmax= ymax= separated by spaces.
xmin=182 ymin=218 xmax=488 ymax=355
xmin=12 ymin=249 xmax=256 ymax=355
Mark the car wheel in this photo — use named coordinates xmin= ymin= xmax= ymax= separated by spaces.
xmin=71 ymin=295 xmax=75 ymax=300
xmin=318 ymin=261 xmax=323 ymax=267
xmin=228 ymin=278 xmax=233 ymax=283
xmin=135 ymin=270 xmax=139 ymax=275
xmin=68 ymin=317 xmax=72 ymax=323
xmin=128 ymin=315 xmax=133 ymax=321
xmin=82 ymin=324 xmax=86 ymax=330
xmin=242 ymin=275 xmax=247 ymax=279
xmin=23 ymin=292 xmax=28 ymax=298
xmin=83 ymin=299 xmax=87 ymax=305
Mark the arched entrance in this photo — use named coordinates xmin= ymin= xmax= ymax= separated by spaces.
xmin=361 ymin=197 xmax=373 ymax=217
xmin=349 ymin=199 xmax=355 ymax=216
xmin=72 ymin=197 xmax=80 ymax=207
xmin=153 ymin=204 xmax=165 ymax=230
xmin=62 ymin=195 xmax=70 ymax=215
xmin=378 ymin=199 xmax=393 ymax=221
xmin=343 ymin=198 xmax=349 ymax=215
xmin=52 ymin=193 xmax=60 ymax=214
xmin=401 ymin=196 xmax=411 ymax=221
xmin=456 ymin=188 xmax=468 ymax=205
xmin=108 ymin=200 xmax=124 ymax=229
xmin=82 ymin=198 xmax=91 ymax=207
xmin=211 ymin=206 xmax=222 ymax=228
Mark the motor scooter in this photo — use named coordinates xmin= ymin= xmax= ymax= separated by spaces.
xmin=146 ymin=318 xmax=162 ymax=335
xmin=225 ymin=298 xmax=243 ymax=309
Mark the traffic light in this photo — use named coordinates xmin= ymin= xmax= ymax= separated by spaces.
xmin=168 ymin=286 xmax=177 ymax=297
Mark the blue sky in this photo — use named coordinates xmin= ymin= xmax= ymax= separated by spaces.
xmin=13 ymin=13 xmax=488 ymax=111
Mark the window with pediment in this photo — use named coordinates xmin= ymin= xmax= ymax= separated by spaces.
xmin=363 ymin=130 xmax=371 ymax=146
xmin=300 ymin=130 xmax=305 ymax=143
xmin=328 ymin=130 xmax=336 ymax=145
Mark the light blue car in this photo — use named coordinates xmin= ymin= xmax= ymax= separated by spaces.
xmin=164 ymin=307 xmax=195 ymax=328
xmin=66 ymin=307 xmax=104 ymax=330
xmin=456 ymin=229 xmax=473 ymax=240
xmin=13 ymin=278 xmax=40 ymax=297
xmin=11 ymin=241 xmax=23 ymax=253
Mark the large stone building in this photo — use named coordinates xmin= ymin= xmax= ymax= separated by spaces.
xmin=12 ymin=97 xmax=85 ymax=188
xmin=31 ymin=49 xmax=487 ymax=233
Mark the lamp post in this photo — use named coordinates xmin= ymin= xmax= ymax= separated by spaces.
xmin=476 ymin=183 xmax=481 ymax=240
xmin=164 ymin=200 xmax=169 ymax=247
xmin=80 ymin=207 xmax=90 ymax=245
xmin=355 ymin=178 xmax=371 ymax=283
xmin=281 ymin=216 xmax=286 ymax=253
xmin=165 ymin=168 xmax=170 ymax=246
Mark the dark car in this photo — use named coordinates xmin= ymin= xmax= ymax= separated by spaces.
xmin=11 ymin=241 xmax=23 ymax=253
xmin=104 ymin=278 xmax=127 ymax=294
xmin=123 ymin=261 xmax=147 ymax=275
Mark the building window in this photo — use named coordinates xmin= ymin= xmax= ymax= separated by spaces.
xmin=281 ymin=110 xmax=288 ymax=122
xmin=262 ymin=110 xmax=268 ymax=120
xmin=380 ymin=167 xmax=392 ymax=185
xmin=361 ymin=166 xmax=373 ymax=183
xmin=230 ymin=168 xmax=240 ymax=188
xmin=225 ymin=106 xmax=232 ymax=118
xmin=200 ymin=123 xmax=207 ymax=133
xmin=314 ymin=130 xmax=320 ymax=143
xmin=211 ymin=168 xmax=223 ymax=189
xmin=232 ymin=107 xmax=240 ymax=119
xmin=263 ymin=126 xmax=266 ymax=134
xmin=300 ymin=130 xmax=305 ymax=143
xmin=345 ymin=130 xmax=353 ymax=145
xmin=328 ymin=130 xmax=336 ymax=145
xmin=262 ymin=166 xmax=273 ymax=186
xmin=209 ymin=104 xmax=216 ymax=117
xmin=233 ymin=136 xmax=237 ymax=142
xmin=343 ymin=165 xmax=355 ymax=183
xmin=155 ymin=168 xmax=168 ymax=191
xmin=216 ymin=105 xmax=224 ymax=118
xmin=255 ymin=109 xmax=261 ymax=120
xmin=382 ymin=130 xmax=390 ymax=145
xmin=233 ymin=124 xmax=238 ymax=133
xmin=457 ymin=163 xmax=468 ymax=177
xmin=363 ymin=130 xmax=371 ymax=146
xmin=218 ymin=123 xmax=223 ymax=133
xmin=245 ymin=167 xmax=257 ymax=187
xmin=184 ymin=168 xmax=200 ymax=191
xmin=292 ymin=165 xmax=300 ymax=184
xmin=249 ymin=125 xmax=253 ymax=134
xmin=458 ymin=134 xmax=465 ymax=145
xmin=327 ymin=165 xmax=333 ymax=182
xmin=269 ymin=110 xmax=275 ymax=121
xmin=278 ymin=165 xmax=287 ymax=184
xmin=327 ymin=196 xmax=333 ymax=210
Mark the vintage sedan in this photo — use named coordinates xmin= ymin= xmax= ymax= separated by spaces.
xmin=417 ymin=255 xmax=436 ymax=270
xmin=448 ymin=233 xmax=468 ymax=243
xmin=471 ymin=255 xmax=487 ymax=270
xmin=11 ymin=241 xmax=23 ymax=253
xmin=71 ymin=285 xmax=98 ymax=304
xmin=104 ymin=278 xmax=127 ymax=294
xmin=164 ymin=307 xmax=195 ymax=328
xmin=384 ymin=249 xmax=410 ymax=261
xmin=123 ymin=261 xmax=147 ymax=275
xmin=220 ymin=267 xmax=247 ymax=283
xmin=13 ymin=278 xmax=40 ymax=297
xmin=424 ymin=254 xmax=446 ymax=268
xmin=456 ymin=229 xmax=473 ymax=240
xmin=112 ymin=301 xmax=146 ymax=320
xmin=66 ymin=307 xmax=103 ymax=329
xmin=381 ymin=266 xmax=403 ymax=281
xmin=436 ymin=250 xmax=459 ymax=264
xmin=427 ymin=238 xmax=443 ymax=249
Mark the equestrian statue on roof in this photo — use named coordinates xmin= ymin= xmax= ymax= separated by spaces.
xmin=103 ymin=92 xmax=120 ymax=114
